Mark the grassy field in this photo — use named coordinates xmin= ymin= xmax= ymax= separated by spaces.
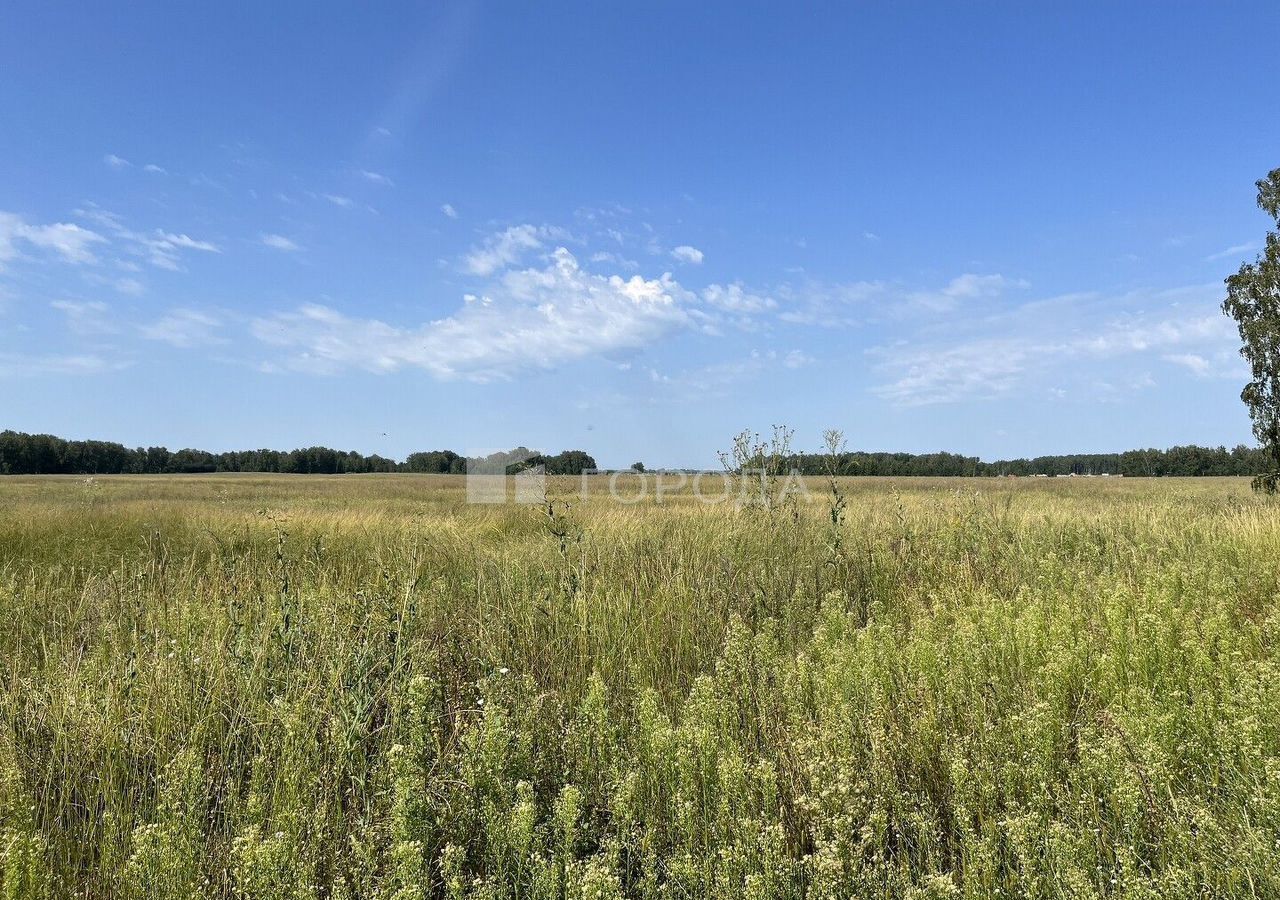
xmin=1 ymin=474 xmax=1279 ymax=899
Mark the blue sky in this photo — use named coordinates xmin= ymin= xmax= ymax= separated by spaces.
xmin=2 ymin=2 xmax=1277 ymax=467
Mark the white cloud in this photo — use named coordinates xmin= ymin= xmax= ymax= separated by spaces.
xmin=1163 ymin=353 xmax=1211 ymax=376
xmin=69 ymin=207 xmax=217 ymax=270
xmin=671 ymin=245 xmax=704 ymax=265
xmin=261 ymin=233 xmax=301 ymax=252
xmin=1205 ymin=242 xmax=1258 ymax=262
xmin=156 ymin=232 xmax=220 ymax=253
xmin=322 ymin=194 xmax=354 ymax=208
xmin=0 ymin=211 xmax=107 ymax=267
xmin=767 ymin=273 xmax=1027 ymax=325
xmin=104 ymin=154 xmax=131 ymax=169
xmin=441 ymin=203 xmax=458 ymax=219
xmin=645 ymin=348 xmax=810 ymax=396
xmin=1161 ymin=350 xmax=1246 ymax=380
xmin=0 ymin=352 xmax=128 ymax=377
xmin=143 ymin=163 xmax=168 ymax=175
xmin=113 ymin=277 xmax=145 ymax=295
xmin=135 ymin=230 xmax=219 ymax=270
xmin=870 ymin=337 xmax=1034 ymax=405
xmin=25 ymin=222 xmax=106 ymax=264
xmin=775 ymin=279 xmax=889 ymax=326
xmin=83 ymin=272 xmax=147 ymax=297
xmin=1072 ymin=313 xmax=1232 ymax=355
xmin=360 ymin=170 xmax=393 ymax=186
xmin=589 ymin=250 xmax=638 ymax=270
xmin=871 ymin=307 xmax=1238 ymax=406
xmin=907 ymin=273 xmax=1027 ymax=312
xmin=28 ymin=223 xmax=108 ymax=264
xmin=51 ymin=300 xmax=118 ymax=335
xmin=701 ymin=282 xmax=776 ymax=313
xmin=783 ymin=349 xmax=812 ymax=368
xmin=252 ymin=248 xmax=692 ymax=380
xmin=140 ymin=309 xmax=224 ymax=347
xmin=463 ymin=224 xmax=567 ymax=276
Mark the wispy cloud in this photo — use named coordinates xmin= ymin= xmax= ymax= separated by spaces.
xmin=359 ymin=170 xmax=393 ymax=186
xmin=23 ymin=222 xmax=106 ymax=265
xmin=870 ymin=337 xmax=1037 ymax=405
xmin=671 ymin=245 xmax=704 ymax=265
xmin=322 ymin=193 xmax=354 ymax=208
xmin=143 ymin=234 xmax=218 ymax=270
xmin=261 ymin=233 xmax=301 ymax=252
xmin=1162 ymin=350 xmax=1245 ymax=380
xmin=440 ymin=203 xmax=458 ymax=219
xmin=156 ymin=232 xmax=219 ymax=253
xmin=0 ymin=352 xmax=129 ymax=377
xmin=871 ymin=301 xmax=1237 ymax=406
xmin=765 ymin=273 xmax=1027 ymax=326
xmin=1163 ymin=352 xmax=1211 ymax=376
xmin=906 ymin=273 xmax=1028 ymax=312
xmin=140 ymin=309 xmax=225 ymax=347
xmin=102 ymin=155 xmax=169 ymax=176
xmin=83 ymin=271 xmax=146 ymax=296
xmin=645 ymin=348 xmax=812 ymax=397
xmin=71 ymin=207 xmax=218 ymax=270
xmin=1205 ymin=241 xmax=1258 ymax=262
xmin=589 ymin=250 xmax=639 ymax=270
xmin=774 ymin=279 xmax=889 ymax=326
xmin=0 ymin=211 xmax=106 ymax=268
xmin=51 ymin=300 xmax=118 ymax=335
xmin=701 ymin=282 xmax=776 ymax=313
xmin=113 ymin=276 xmax=145 ymax=295
xmin=463 ymin=224 xmax=568 ymax=276
xmin=252 ymin=248 xmax=692 ymax=380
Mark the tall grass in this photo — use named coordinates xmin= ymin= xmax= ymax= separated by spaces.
xmin=1 ymin=474 xmax=1278 ymax=898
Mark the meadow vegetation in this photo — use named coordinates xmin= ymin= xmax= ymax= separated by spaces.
xmin=1 ymin=473 xmax=1279 ymax=898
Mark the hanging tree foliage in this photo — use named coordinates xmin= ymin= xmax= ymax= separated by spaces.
xmin=1222 ymin=168 xmax=1280 ymax=493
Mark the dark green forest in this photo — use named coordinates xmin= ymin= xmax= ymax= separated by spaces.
xmin=0 ymin=431 xmax=597 ymax=476
xmin=0 ymin=429 xmax=1270 ymax=478
xmin=783 ymin=445 xmax=1271 ymax=478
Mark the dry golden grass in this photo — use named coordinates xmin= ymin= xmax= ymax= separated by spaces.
xmin=1 ymin=474 xmax=1278 ymax=898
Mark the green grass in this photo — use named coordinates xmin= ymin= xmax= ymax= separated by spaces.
xmin=2 ymin=474 xmax=1279 ymax=899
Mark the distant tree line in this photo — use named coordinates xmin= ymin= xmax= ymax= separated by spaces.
xmin=0 ymin=431 xmax=597 ymax=476
xmin=402 ymin=446 xmax=598 ymax=476
xmin=784 ymin=445 xmax=1272 ymax=478
xmin=0 ymin=429 xmax=1270 ymax=478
